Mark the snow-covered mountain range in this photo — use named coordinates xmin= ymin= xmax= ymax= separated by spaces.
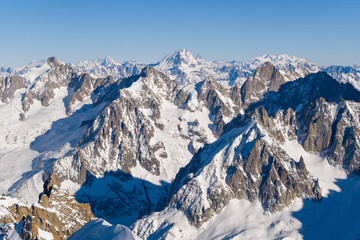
xmin=69 ymin=50 xmax=359 ymax=89
xmin=3 ymin=49 xmax=358 ymax=90
xmin=0 ymin=50 xmax=360 ymax=239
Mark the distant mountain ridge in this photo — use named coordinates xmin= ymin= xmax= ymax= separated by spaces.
xmin=2 ymin=50 xmax=359 ymax=90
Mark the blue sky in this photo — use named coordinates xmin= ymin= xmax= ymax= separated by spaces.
xmin=0 ymin=0 xmax=359 ymax=67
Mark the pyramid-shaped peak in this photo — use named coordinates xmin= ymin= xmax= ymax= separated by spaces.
xmin=171 ymin=48 xmax=192 ymax=56
xmin=171 ymin=49 xmax=196 ymax=58
xmin=252 ymin=61 xmax=286 ymax=92
xmin=160 ymin=49 xmax=201 ymax=66
xmin=101 ymin=56 xmax=120 ymax=66
xmin=101 ymin=56 xmax=119 ymax=66
xmin=254 ymin=62 xmax=283 ymax=79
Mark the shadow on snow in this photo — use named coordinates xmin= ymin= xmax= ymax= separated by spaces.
xmin=292 ymin=177 xmax=360 ymax=239
xmin=74 ymin=170 xmax=170 ymax=227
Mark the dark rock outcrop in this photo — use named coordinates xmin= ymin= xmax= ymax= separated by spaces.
xmin=0 ymin=175 xmax=94 ymax=240
xmin=0 ymin=75 xmax=26 ymax=103
xmin=241 ymin=62 xmax=286 ymax=108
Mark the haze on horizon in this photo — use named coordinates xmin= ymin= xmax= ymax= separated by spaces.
xmin=0 ymin=0 xmax=359 ymax=67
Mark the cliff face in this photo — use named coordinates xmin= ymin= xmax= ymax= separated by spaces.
xmin=0 ymin=175 xmax=94 ymax=240
xmin=168 ymin=106 xmax=322 ymax=227
xmin=241 ymin=62 xmax=286 ymax=107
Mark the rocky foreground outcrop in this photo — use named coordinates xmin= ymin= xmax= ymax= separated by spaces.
xmin=0 ymin=175 xmax=94 ymax=240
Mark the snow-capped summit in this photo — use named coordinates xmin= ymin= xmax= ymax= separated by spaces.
xmin=100 ymin=56 xmax=121 ymax=67
xmin=153 ymin=49 xmax=249 ymax=86
xmin=70 ymin=50 xmax=328 ymax=87
xmin=158 ymin=49 xmax=202 ymax=67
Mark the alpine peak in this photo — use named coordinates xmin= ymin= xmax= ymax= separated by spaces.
xmin=101 ymin=56 xmax=119 ymax=66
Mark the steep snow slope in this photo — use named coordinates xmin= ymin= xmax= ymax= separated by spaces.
xmin=0 ymin=85 xmax=67 ymax=202
xmin=69 ymin=218 xmax=140 ymax=240
xmin=0 ymin=60 xmax=47 ymax=79
xmin=0 ymin=58 xmax=109 ymax=204
xmin=0 ymin=59 xmax=67 ymax=200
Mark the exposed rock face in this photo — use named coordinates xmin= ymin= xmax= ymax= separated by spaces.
xmin=196 ymin=77 xmax=241 ymax=137
xmin=53 ymin=67 xmax=181 ymax=183
xmin=300 ymin=98 xmax=334 ymax=152
xmin=250 ymin=71 xmax=360 ymax=116
xmin=241 ymin=62 xmax=286 ymax=107
xmin=297 ymin=98 xmax=360 ymax=174
xmin=169 ymin=106 xmax=321 ymax=227
xmin=56 ymin=94 xmax=160 ymax=183
xmin=52 ymin=66 xmax=243 ymax=185
xmin=20 ymin=57 xmax=116 ymax=117
xmin=47 ymin=56 xmax=61 ymax=68
xmin=240 ymin=71 xmax=360 ymax=174
xmin=51 ymin=66 xmax=243 ymax=224
xmin=21 ymin=58 xmax=75 ymax=112
xmin=51 ymin=67 xmax=193 ymax=220
xmin=66 ymin=74 xmax=115 ymax=114
xmin=0 ymin=175 xmax=94 ymax=240
xmin=0 ymin=75 xmax=26 ymax=103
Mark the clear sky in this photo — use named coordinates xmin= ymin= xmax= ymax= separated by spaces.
xmin=0 ymin=0 xmax=359 ymax=67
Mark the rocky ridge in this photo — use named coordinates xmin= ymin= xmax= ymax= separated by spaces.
xmin=0 ymin=175 xmax=94 ymax=240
